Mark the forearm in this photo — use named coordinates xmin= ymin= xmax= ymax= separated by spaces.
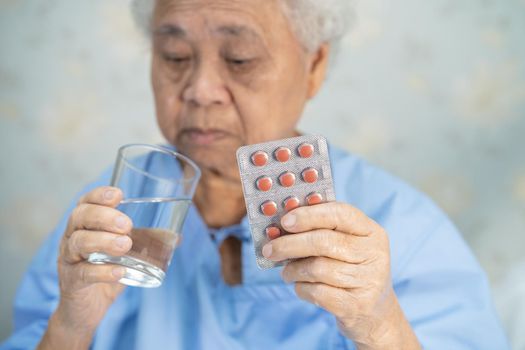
xmin=37 ymin=308 xmax=95 ymax=350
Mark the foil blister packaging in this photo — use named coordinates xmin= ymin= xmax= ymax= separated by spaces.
xmin=236 ymin=134 xmax=336 ymax=269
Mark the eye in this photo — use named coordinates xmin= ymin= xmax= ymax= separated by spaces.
xmin=162 ymin=54 xmax=192 ymax=68
xmin=227 ymin=58 xmax=250 ymax=66
xmin=225 ymin=57 xmax=257 ymax=73
xmin=164 ymin=55 xmax=190 ymax=63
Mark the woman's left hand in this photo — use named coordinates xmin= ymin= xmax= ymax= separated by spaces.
xmin=262 ymin=202 xmax=420 ymax=350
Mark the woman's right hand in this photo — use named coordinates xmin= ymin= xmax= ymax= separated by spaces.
xmin=38 ymin=186 xmax=133 ymax=350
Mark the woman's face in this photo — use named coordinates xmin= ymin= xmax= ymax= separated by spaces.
xmin=151 ymin=0 xmax=326 ymax=179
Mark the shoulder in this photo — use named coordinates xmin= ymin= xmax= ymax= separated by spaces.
xmin=329 ymin=144 xmax=444 ymax=226
xmin=329 ymin=145 xmax=435 ymax=212
xmin=328 ymin=144 xmax=476 ymax=279
xmin=28 ymin=166 xmax=114 ymax=267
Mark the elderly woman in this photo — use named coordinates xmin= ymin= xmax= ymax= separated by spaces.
xmin=1 ymin=1 xmax=508 ymax=349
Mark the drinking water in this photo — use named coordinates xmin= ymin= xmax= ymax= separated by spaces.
xmin=89 ymin=198 xmax=191 ymax=287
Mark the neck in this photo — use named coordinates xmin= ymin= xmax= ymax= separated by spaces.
xmin=193 ymin=169 xmax=246 ymax=229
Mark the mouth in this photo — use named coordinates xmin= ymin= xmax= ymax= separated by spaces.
xmin=180 ymin=128 xmax=229 ymax=146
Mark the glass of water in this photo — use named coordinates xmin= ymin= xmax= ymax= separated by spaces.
xmin=88 ymin=144 xmax=201 ymax=288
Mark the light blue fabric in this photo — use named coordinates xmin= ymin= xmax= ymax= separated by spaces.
xmin=1 ymin=144 xmax=509 ymax=349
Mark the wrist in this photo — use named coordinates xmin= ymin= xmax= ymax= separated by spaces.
xmin=38 ymin=307 xmax=95 ymax=350
xmin=346 ymin=292 xmax=421 ymax=350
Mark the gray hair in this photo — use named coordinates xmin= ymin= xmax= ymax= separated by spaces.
xmin=130 ymin=0 xmax=354 ymax=53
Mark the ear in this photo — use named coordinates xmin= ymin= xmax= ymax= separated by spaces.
xmin=306 ymin=43 xmax=330 ymax=99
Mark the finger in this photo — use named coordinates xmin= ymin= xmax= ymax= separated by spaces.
xmin=66 ymin=187 xmax=124 ymax=234
xmin=282 ymin=257 xmax=365 ymax=289
xmin=295 ymin=282 xmax=353 ymax=320
xmin=64 ymin=230 xmax=133 ymax=263
xmin=73 ymin=262 xmax=126 ymax=287
xmin=68 ymin=204 xmax=132 ymax=236
xmin=262 ymin=229 xmax=369 ymax=263
xmin=281 ymin=202 xmax=383 ymax=236
xmin=77 ymin=186 xmax=123 ymax=207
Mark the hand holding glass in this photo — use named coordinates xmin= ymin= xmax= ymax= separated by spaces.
xmin=88 ymin=144 xmax=200 ymax=288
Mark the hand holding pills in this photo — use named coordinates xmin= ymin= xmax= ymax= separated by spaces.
xmin=263 ymin=202 xmax=414 ymax=349
xmin=236 ymin=135 xmax=336 ymax=269
xmin=237 ymin=135 xmax=416 ymax=348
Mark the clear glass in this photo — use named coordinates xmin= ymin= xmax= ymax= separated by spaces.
xmin=88 ymin=144 xmax=201 ymax=288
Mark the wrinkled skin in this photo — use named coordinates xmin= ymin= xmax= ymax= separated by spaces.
xmin=38 ymin=1 xmax=420 ymax=349
xmin=266 ymin=203 xmax=419 ymax=349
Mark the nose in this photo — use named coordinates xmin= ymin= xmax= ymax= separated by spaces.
xmin=182 ymin=59 xmax=232 ymax=107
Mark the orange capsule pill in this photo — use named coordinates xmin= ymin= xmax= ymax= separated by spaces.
xmin=306 ymin=192 xmax=323 ymax=205
xmin=256 ymin=176 xmax=273 ymax=192
xmin=302 ymin=167 xmax=319 ymax=184
xmin=251 ymin=151 xmax=268 ymax=167
xmin=274 ymin=147 xmax=291 ymax=163
xmin=279 ymin=172 xmax=296 ymax=188
xmin=283 ymin=196 xmax=300 ymax=212
xmin=298 ymin=143 xmax=314 ymax=158
xmin=266 ymin=226 xmax=281 ymax=240
xmin=261 ymin=200 xmax=278 ymax=217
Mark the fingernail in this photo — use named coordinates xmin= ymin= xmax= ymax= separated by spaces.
xmin=115 ymin=216 xmax=128 ymax=229
xmin=282 ymin=214 xmax=296 ymax=229
xmin=262 ymin=243 xmax=273 ymax=258
xmin=104 ymin=190 xmax=115 ymax=200
xmin=112 ymin=266 xmax=125 ymax=278
xmin=115 ymin=236 xmax=131 ymax=249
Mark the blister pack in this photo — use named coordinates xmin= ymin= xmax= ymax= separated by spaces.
xmin=236 ymin=134 xmax=336 ymax=269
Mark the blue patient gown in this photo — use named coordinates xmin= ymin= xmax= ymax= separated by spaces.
xmin=1 ymin=145 xmax=509 ymax=349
